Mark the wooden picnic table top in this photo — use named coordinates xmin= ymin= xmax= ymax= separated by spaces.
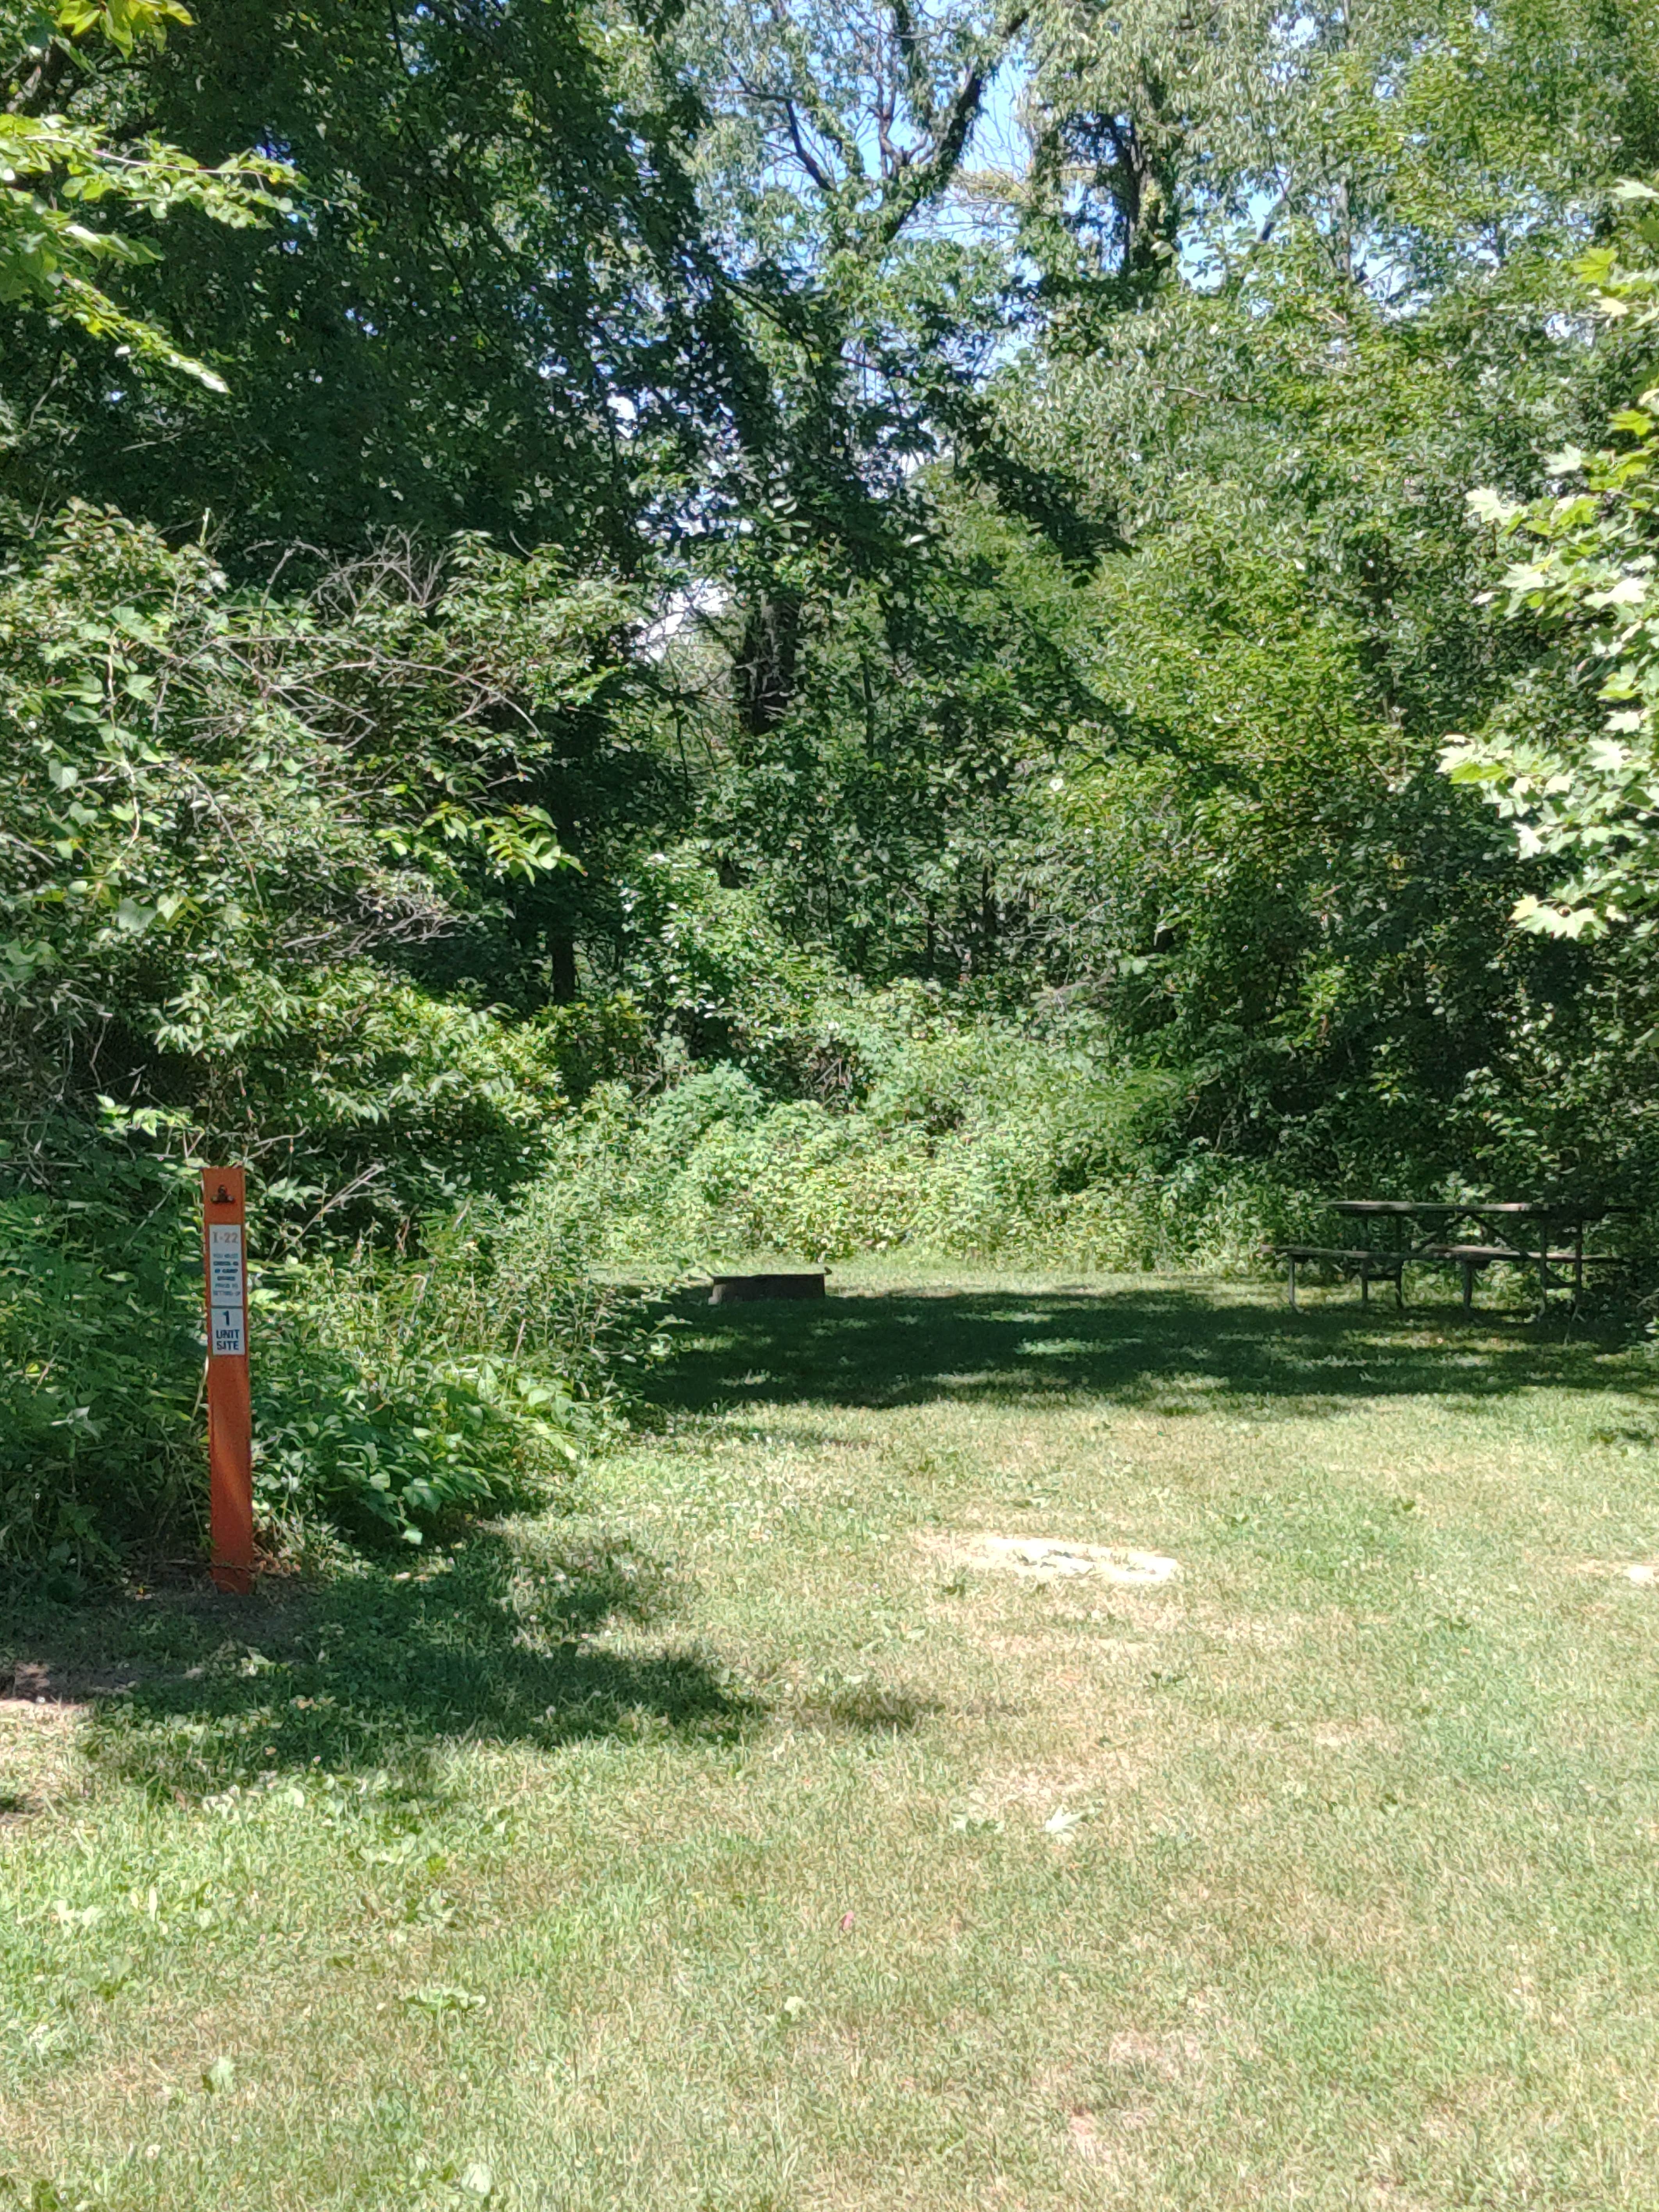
xmin=1331 ymin=1199 xmax=1629 ymax=1220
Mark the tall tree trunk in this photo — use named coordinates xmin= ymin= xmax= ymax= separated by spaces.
xmin=549 ymin=933 xmax=577 ymax=1003
xmin=736 ymin=593 xmax=802 ymax=736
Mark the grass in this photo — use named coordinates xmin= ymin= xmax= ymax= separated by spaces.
xmin=5 ymin=1265 xmax=1659 ymax=2209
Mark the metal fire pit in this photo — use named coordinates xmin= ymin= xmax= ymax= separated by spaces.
xmin=708 ymin=1272 xmax=826 ymax=1304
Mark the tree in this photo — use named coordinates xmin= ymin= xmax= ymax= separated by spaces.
xmin=0 ymin=507 xmax=652 ymax=1195
xmin=0 ymin=0 xmax=753 ymax=560
xmin=0 ymin=0 xmax=289 ymax=389
xmin=949 ymin=0 xmax=1659 ymax=1186
xmin=1013 ymin=0 xmax=1275 ymax=316
xmin=673 ymin=0 xmax=1114 ymax=741
xmin=685 ymin=491 xmax=1107 ymax=987
xmin=1443 ymin=186 xmax=1659 ymax=938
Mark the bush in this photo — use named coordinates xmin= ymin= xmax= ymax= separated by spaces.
xmin=0 ymin=1124 xmax=650 ymax=1571
xmin=179 ymin=970 xmax=573 ymax=1218
xmin=254 ymin=1252 xmax=578 ymax=1551
xmin=529 ymin=1013 xmax=1321 ymax=1272
xmin=0 ymin=1162 xmax=202 ymax=1570
xmin=1033 ymin=1157 xmax=1329 ymax=1273
xmin=253 ymin=1182 xmax=655 ymax=1549
xmin=666 ymin=1101 xmax=933 ymax=1257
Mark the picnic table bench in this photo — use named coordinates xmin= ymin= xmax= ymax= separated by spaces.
xmin=1277 ymin=1245 xmax=1407 ymax=1309
xmin=1274 ymin=1200 xmax=1637 ymax=1314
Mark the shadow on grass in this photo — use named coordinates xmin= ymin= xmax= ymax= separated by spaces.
xmin=645 ymin=1281 xmax=1655 ymax=1422
xmin=0 ymin=1527 xmax=758 ymax=1799
xmin=9 ymin=1281 xmax=1647 ymax=1802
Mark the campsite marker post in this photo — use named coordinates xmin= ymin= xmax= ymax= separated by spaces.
xmin=202 ymin=1167 xmax=253 ymax=1593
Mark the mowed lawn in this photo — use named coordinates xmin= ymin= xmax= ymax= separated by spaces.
xmin=6 ymin=1268 xmax=1659 ymax=2210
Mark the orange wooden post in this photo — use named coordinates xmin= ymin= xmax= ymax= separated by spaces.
xmin=202 ymin=1167 xmax=253 ymax=1594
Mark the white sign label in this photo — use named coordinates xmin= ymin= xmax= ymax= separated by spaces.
xmin=211 ymin=1311 xmax=246 ymax=1357
xmin=208 ymin=1224 xmax=246 ymax=1357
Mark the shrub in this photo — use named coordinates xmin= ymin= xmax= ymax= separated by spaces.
xmin=529 ymin=1017 xmax=1322 ymax=1272
xmin=252 ymin=1173 xmax=663 ymax=1549
xmin=0 ymin=1124 xmax=647 ymax=1570
xmin=1034 ymin=1158 xmax=1329 ymax=1273
xmin=0 ymin=1163 xmax=202 ymax=1570
xmin=667 ymin=1101 xmax=933 ymax=1257
xmin=254 ymin=1251 xmax=578 ymax=1551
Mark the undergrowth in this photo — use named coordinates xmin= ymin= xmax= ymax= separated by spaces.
xmin=532 ymin=1031 xmax=1329 ymax=1271
xmin=0 ymin=1142 xmax=659 ymax=1574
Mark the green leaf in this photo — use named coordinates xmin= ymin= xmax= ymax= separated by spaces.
xmin=1467 ymin=489 xmax=1524 ymax=526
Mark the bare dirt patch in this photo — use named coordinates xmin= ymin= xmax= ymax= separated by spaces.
xmin=1065 ymin=2103 xmax=1156 ymax=2183
xmin=1107 ymin=2029 xmax=1205 ymax=2080
xmin=927 ymin=1533 xmax=1180 ymax=1584
xmin=977 ymin=1751 xmax=1151 ymax=1819
xmin=1067 ymin=2109 xmax=1120 ymax=2162
xmin=1310 ymin=1718 xmax=1405 ymax=1751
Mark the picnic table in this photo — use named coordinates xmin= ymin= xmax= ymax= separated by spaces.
xmin=1274 ymin=1199 xmax=1635 ymax=1314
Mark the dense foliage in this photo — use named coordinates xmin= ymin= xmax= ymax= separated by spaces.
xmin=1446 ymin=186 xmax=1659 ymax=939
xmin=4 ymin=0 xmax=1659 ymax=1568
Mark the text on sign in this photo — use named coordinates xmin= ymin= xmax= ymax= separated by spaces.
xmin=209 ymin=1222 xmax=246 ymax=1358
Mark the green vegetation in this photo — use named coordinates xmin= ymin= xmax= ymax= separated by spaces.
xmin=7 ymin=1276 xmax=1659 ymax=2206
xmin=12 ymin=1 xmax=1659 ymax=2194
xmin=2 ymin=0 xmax=1659 ymax=1568
xmin=1445 ymin=182 xmax=1659 ymax=938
